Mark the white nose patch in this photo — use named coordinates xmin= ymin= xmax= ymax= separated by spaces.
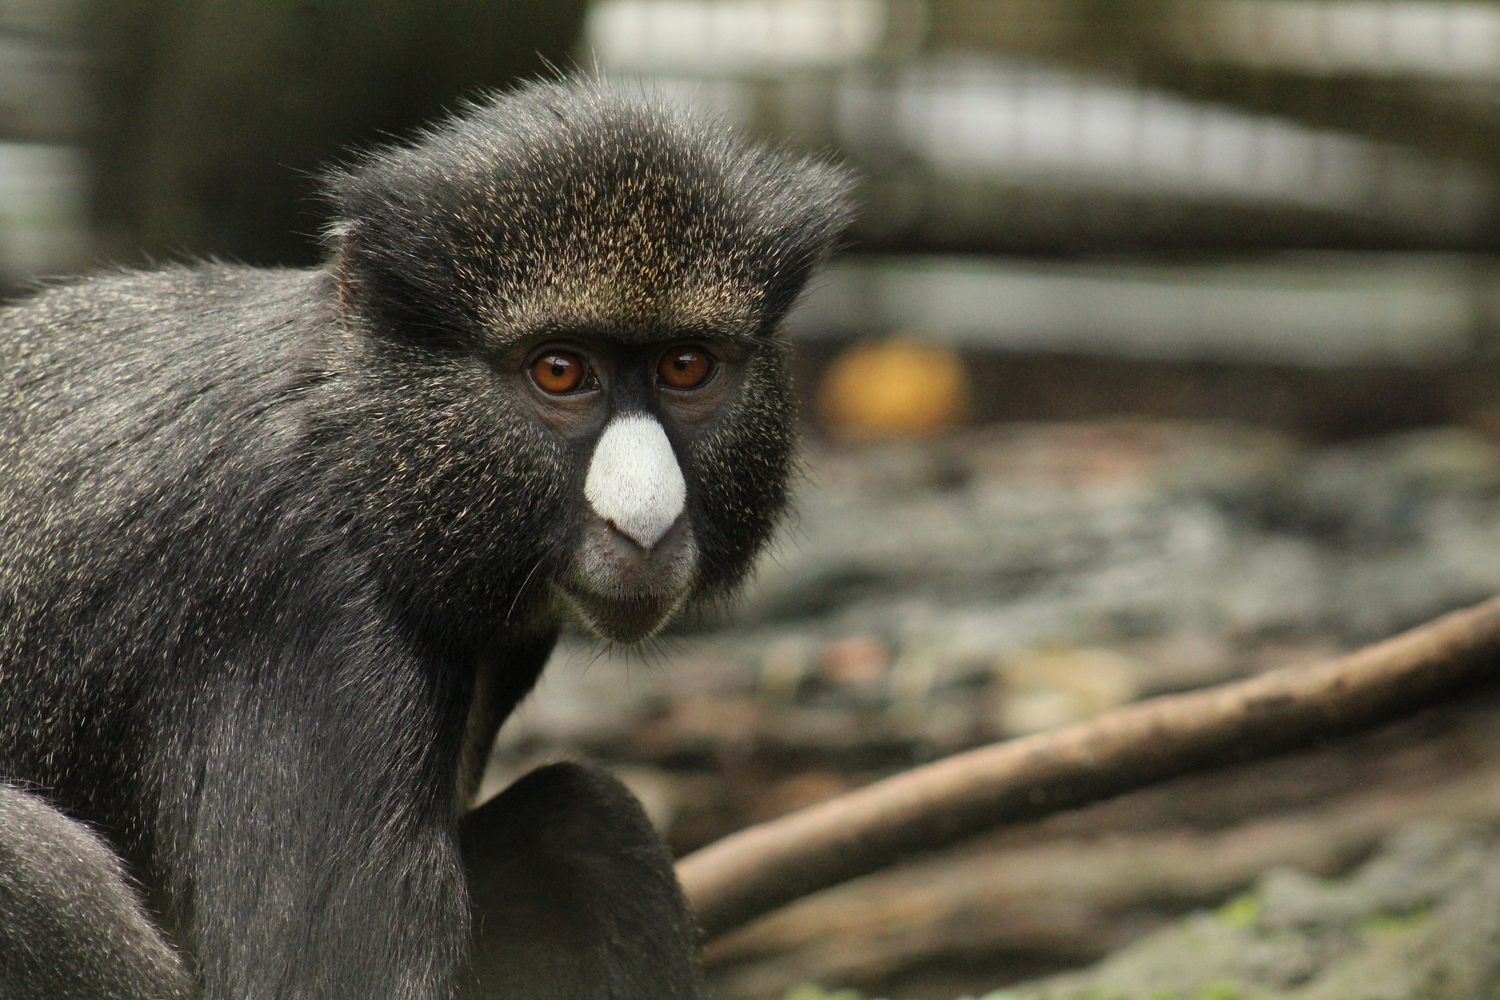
xmin=584 ymin=414 xmax=687 ymax=550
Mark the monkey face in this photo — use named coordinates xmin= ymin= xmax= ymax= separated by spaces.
xmin=500 ymin=331 xmax=772 ymax=643
xmin=327 ymin=81 xmax=848 ymax=649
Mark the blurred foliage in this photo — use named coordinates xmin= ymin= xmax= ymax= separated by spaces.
xmin=79 ymin=0 xmax=586 ymax=266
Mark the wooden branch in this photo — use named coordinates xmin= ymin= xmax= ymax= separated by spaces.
xmin=678 ymin=594 xmax=1500 ymax=941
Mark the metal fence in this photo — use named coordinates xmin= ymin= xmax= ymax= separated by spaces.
xmin=586 ymin=0 xmax=1500 ymax=253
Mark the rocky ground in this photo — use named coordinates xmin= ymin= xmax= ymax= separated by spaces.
xmin=789 ymin=812 xmax=1500 ymax=1000
xmin=1013 ymin=816 xmax=1500 ymax=1000
xmin=479 ymin=419 xmax=1500 ymax=1000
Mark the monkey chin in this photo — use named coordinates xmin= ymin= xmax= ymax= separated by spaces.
xmin=557 ymin=516 xmax=699 ymax=644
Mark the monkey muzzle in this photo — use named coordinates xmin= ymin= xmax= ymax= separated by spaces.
xmin=559 ymin=414 xmax=699 ymax=643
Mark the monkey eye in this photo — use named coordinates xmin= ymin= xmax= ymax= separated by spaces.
xmin=530 ymin=350 xmax=592 ymax=395
xmin=657 ymin=346 xmax=716 ymax=391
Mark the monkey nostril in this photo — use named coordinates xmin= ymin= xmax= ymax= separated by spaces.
xmin=584 ymin=415 xmax=686 ymax=550
xmin=604 ymin=515 xmax=678 ymax=553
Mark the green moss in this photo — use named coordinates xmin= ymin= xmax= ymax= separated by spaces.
xmin=1213 ymin=893 xmax=1262 ymax=928
xmin=1362 ymin=908 xmax=1432 ymax=934
xmin=1192 ymin=983 xmax=1248 ymax=1000
xmin=782 ymin=986 xmax=865 ymax=1000
xmin=1130 ymin=979 xmax=1248 ymax=1000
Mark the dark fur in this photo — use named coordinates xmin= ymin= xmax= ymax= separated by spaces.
xmin=0 ymin=784 xmax=192 ymax=1000
xmin=0 ymin=80 xmax=850 ymax=998
xmin=458 ymin=762 xmax=702 ymax=1000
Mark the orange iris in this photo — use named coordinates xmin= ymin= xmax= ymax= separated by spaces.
xmin=658 ymin=347 xmax=714 ymax=390
xmin=531 ymin=351 xmax=588 ymax=394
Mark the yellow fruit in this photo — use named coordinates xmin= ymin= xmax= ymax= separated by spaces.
xmin=818 ymin=338 xmax=967 ymax=438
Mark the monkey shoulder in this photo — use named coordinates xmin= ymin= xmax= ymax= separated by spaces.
xmin=0 ymin=264 xmax=341 ymax=463
xmin=0 ymin=265 xmax=351 ymax=605
xmin=0 ymin=264 xmax=335 ymax=366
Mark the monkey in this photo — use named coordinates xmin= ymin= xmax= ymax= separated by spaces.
xmin=0 ymin=782 xmax=193 ymax=999
xmin=0 ymin=79 xmax=851 ymax=998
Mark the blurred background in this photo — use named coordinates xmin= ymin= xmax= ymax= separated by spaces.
xmin=17 ymin=2 xmax=1500 ymax=998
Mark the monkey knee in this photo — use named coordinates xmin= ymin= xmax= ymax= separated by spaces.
xmin=461 ymin=761 xmax=686 ymax=917
xmin=0 ymin=784 xmax=193 ymax=1000
xmin=459 ymin=762 xmax=701 ymax=1000
xmin=465 ymin=761 xmax=660 ymax=853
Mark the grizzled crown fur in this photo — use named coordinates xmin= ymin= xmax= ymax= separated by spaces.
xmin=323 ymin=79 xmax=854 ymax=344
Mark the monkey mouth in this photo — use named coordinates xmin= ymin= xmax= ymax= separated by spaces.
xmin=558 ymin=515 xmax=698 ymax=643
xmin=563 ymin=587 xmax=689 ymax=644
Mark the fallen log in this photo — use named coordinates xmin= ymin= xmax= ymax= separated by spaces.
xmin=678 ymin=594 xmax=1500 ymax=941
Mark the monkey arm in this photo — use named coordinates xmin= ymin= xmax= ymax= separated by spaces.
xmin=0 ymin=783 xmax=193 ymax=1000
xmin=148 ymin=623 xmax=474 ymax=1000
xmin=458 ymin=762 xmax=702 ymax=1000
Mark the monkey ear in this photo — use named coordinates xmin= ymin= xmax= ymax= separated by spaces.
xmin=759 ymin=257 xmax=821 ymax=332
xmin=758 ymin=222 xmax=853 ymax=331
xmin=325 ymin=214 xmax=480 ymax=346
xmin=326 ymin=222 xmax=357 ymax=316
xmin=752 ymin=156 xmax=856 ymax=331
xmin=329 ymin=228 xmax=385 ymax=333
